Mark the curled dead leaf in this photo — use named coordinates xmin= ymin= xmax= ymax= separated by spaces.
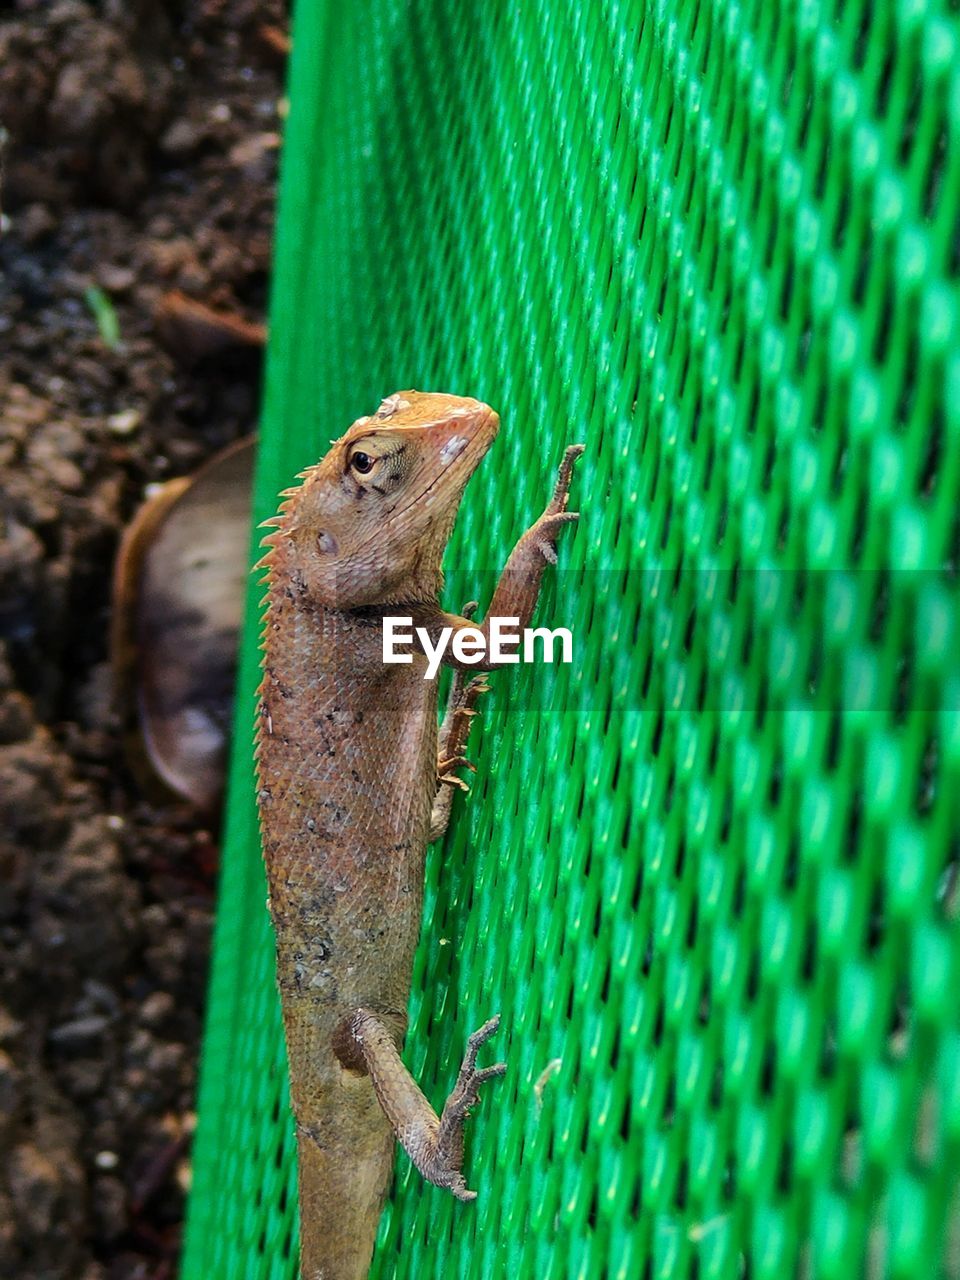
xmin=153 ymin=290 xmax=266 ymax=367
xmin=112 ymin=437 xmax=255 ymax=811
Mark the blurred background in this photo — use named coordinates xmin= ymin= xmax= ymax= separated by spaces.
xmin=0 ymin=4 xmax=288 ymax=1277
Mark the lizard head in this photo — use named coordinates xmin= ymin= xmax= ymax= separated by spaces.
xmin=261 ymin=390 xmax=499 ymax=607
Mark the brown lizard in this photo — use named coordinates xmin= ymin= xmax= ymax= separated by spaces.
xmin=255 ymin=390 xmax=582 ymax=1279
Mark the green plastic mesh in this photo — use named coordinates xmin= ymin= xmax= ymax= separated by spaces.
xmin=180 ymin=1 xmax=960 ymax=1276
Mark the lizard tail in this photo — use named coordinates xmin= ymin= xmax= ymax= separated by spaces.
xmin=296 ymin=1121 xmax=395 ymax=1280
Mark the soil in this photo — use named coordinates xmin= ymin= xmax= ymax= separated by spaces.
xmin=0 ymin=3 xmax=286 ymax=1276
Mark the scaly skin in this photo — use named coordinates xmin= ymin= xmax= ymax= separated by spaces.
xmin=255 ymin=391 xmax=581 ymax=1279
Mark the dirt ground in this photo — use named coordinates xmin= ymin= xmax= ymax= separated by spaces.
xmin=0 ymin=3 xmax=285 ymax=1276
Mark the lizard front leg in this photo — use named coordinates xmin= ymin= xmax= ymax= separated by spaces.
xmin=339 ymin=1009 xmax=506 ymax=1199
xmin=411 ymin=443 xmax=584 ymax=667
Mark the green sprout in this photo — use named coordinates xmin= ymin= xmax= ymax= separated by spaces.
xmin=84 ymin=285 xmax=121 ymax=350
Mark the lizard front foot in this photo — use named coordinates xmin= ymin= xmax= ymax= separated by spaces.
xmin=529 ymin=442 xmax=584 ymax=564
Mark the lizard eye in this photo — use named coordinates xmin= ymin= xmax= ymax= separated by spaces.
xmin=350 ymin=451 xmax=375 ymax=475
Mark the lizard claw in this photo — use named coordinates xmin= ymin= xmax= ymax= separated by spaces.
xmin=438 ymin=754 xmax=477 ymax=775
xmin=436 ymin=673 xmax=490 ymax=788
xmin=439 ymin=772 xmax=471 ymax=792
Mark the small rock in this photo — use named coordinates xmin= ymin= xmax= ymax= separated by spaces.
xmin=178 ymin=260 xmax=210 ymax=294
xmin=127 ymin=1027 xmax=154 ymax=1065
xmin=146 ymin=1040 xmax=186 ymax=1083
xmin=97 ymin=264 xmax=136 ymax=293
xmin=27 ymin=420 xmax=87 ymax=491
xmin=148 ymin=236 xmax=197 ymax=279
xmin=139 ymin=990 xmax=174 ymax=1029
xmin=34 ymin=450 xmax=84 ymax=492
xmin=146 ymin=213 xmax=175 ymax=238
xmin=17 ymin=203 xmax=56 ymax=246
xmin=49 ymin=1014 xmax=111 ymax=1048
xmin=107 ymin=407 xmax=141 ymax=435
xmin=228 ymin=130 xmax=279 ymax=173
xmin=4 ymin=383 xmax=50 ymax=432
xmin=160 ymin=117 xmax=204 ymax=157
xmin=50 ymin=63 xmax=100 ymax=138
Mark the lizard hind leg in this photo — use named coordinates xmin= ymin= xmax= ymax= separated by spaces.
xmin=346 ymin=1008 xmax=506 ymax=1199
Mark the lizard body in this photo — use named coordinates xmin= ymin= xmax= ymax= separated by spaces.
xmin=255 ymin=390 xmax=581 ymax=1279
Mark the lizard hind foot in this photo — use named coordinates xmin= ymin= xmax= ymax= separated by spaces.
xmin=348 ymin=1008 xmax=506 ymax=1202
xmin=429 ymin=1015 xmax=507 ymax=1197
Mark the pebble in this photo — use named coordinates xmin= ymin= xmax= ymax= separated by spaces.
xmin=17 ymin=204 xmax=56 ymax=246
xmin=49 ymin=1015 xmax=110 ymax=1048
xmin=97 ymin=264 xmax=136 ymax=293
xmin=107 ymin=408 xmax=141 ymax=436
xmin=160 ymin=118 xmax=204 ymax=157
xmin=139 ymin=991 xmax=174 ymax=1029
